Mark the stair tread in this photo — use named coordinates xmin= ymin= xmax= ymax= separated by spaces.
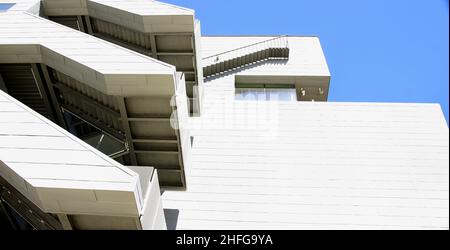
xmin=203 ymin=47 xmax=289 ymax=78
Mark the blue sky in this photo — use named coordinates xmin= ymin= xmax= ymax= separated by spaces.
xmin=165 ymin=0 xmax=449 ymax=123
xmin=0 ymin=3 xmax=15 ymax=12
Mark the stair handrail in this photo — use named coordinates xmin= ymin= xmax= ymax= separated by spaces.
xmin=202 ymin=35 xmax=289 ymax=66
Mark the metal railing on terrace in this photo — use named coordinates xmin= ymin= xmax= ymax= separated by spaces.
xmin=202 ymin=35 xmax=290 ymax=78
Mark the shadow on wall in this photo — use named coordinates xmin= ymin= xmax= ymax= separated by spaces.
xmin=164 ymin=209 xmax=179 ymax=230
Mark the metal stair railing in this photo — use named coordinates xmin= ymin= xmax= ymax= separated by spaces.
xmin=202 ymin=35 xmax=289 ymax=78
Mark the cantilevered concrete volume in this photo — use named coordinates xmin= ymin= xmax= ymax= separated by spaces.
xmin=0 ymin=0 xmax=448 ymax=230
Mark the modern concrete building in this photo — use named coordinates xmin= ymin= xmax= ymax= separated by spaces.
xmin=0 ymin=0 xmax=448 ymax=230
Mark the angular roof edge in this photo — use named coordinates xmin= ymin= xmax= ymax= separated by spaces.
xmin=0 ymin=89 xmax=145 ymax=217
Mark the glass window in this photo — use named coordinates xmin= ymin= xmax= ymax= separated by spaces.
xmin=235 ymin=83 xmax=297 ymax=101
xmin=266 ymin=88 xmax=297 ymax=101
xmin=62 ymin=109 xmax=127 ymax=157
xmin=0 ymin=3 xmax=15 ymax=12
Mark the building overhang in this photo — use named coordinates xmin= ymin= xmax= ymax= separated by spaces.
xmin=0 ymin=1 xmax=192 ymax=188
xmin=0 ymin=11 xmax=177 ymax=97
xmin=0 ymin=89 xmax=144 ymax=217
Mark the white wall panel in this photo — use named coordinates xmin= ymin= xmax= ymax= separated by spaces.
xmin=163 ymin=37 xmax=449 ymax=229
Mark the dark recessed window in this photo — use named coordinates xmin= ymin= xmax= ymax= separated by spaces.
xmin=62 ymin=109 xmax=127 ymax=158
xmin=235 ymin=83 xmax=297 ymax=101
xmin=0 ymin=3 xmax=15 ymax=12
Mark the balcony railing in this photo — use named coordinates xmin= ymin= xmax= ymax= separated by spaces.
xmin=202 ymin=35 xmax=289 ymax=78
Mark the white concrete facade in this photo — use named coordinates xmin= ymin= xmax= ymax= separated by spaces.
xmin=161 ymin=36 xmax=449 ymax=230
xmin=0 ymin=1 xmax=448 ymax=230
xmin=0 ymin=89 xmax=166 ymax=229
xmin=1 ymin=0 xmax=196 ymax=190
xmin=0 ymin=9 xmax=177 ymax=97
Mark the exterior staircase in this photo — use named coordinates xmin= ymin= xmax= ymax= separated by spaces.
xmin=203 ymin=36 xmax=290 ymax=79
